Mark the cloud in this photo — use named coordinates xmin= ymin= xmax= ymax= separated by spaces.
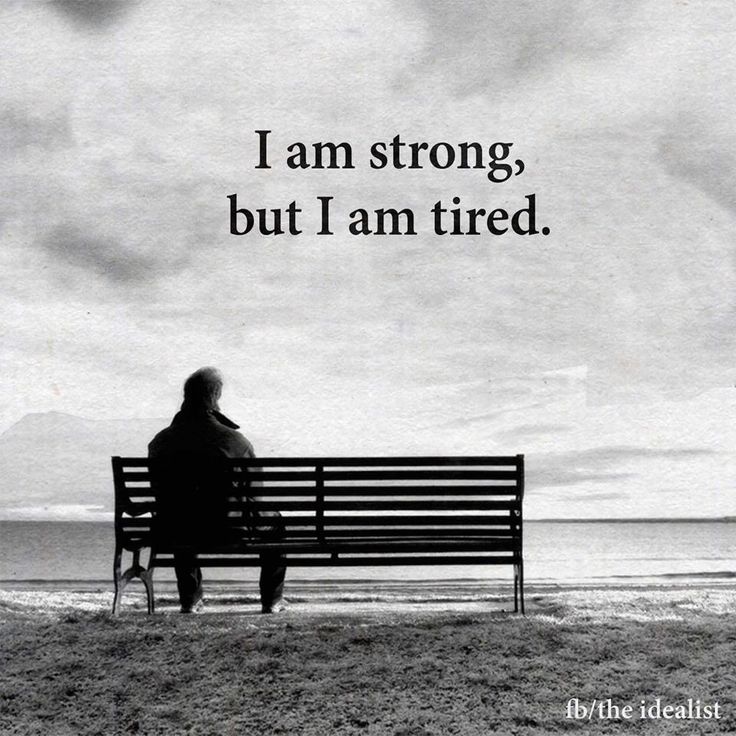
xmin=568 ymin=491 xmax=627 ymax=503
xmin=436 ymin=410 xmax=512 ymax=431
xmin=43 ymin=225 xmax=161 ymax=284
xmin=407 ymin=0 xmax=636 ymax=95
xmin=554 ymin=491 xmax=629 ymax=504
xmin=50 ymin=0 xmax=139 ymax=30
xmin=529 ymin=445 xmax=715 ymax=490
xmin=530 ymin=469 xmax=633 ymax=489
xmin=572 ymin=446 xmax=715 ymax=462
xmin=0 ymin=107 xmax=71 ymax=153
xmin=659 ymin=113 xmax=736 ymax=218
xmin=495 ymin=423 xmax=571 ymax=443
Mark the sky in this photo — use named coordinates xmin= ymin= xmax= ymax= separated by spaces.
xmin=1 ymin=0 xmax=736 ymax=519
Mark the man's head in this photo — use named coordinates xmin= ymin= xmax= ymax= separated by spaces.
xmin=182 ymin=367 xmax=223 ymax=411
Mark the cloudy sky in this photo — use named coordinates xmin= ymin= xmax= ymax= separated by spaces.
xmin=1 ymin=0 xmax=736 ymax=518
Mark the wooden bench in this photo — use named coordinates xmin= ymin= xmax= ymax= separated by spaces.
xmin=112 ymin=455 xmax=525 ymax=614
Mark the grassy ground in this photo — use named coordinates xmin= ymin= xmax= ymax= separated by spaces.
xmin=1 ymin=587 xmax=734 ymax=735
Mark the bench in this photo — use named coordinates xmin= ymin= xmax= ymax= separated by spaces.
xmin=112 ymin=455 xmax=525 ymax=614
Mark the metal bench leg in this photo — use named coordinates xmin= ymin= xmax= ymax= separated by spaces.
xmin=513 ymin=563 xmax=519 ymax=613
xmin=141 ymin=550 xmax=156 ymax=614
xmin=112 ymin=548 xmax=152 ymax=615
xmin=518 ymin=560 xmax=525 ymax=615
xmin=139 ymin=570 xmax=154 ymax=614
xmin=112 ymin=544 xmax=123 ymax=615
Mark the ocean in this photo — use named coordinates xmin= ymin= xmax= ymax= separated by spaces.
xmin=1 ymin=520 xmax=734 ymax=586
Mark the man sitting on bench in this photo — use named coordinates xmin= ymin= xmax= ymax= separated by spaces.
xmin=148 ymin=367 xmax=287 ymax=614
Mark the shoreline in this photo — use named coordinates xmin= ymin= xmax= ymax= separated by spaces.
xmin=3 ymin=579 xmax=736 ymax=622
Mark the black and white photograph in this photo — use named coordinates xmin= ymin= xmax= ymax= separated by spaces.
xmin=1 ymin=1 xmax=734 ymax=734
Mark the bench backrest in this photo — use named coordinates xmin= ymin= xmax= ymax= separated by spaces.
xmin=112 ymin=455 xmax=524 ymax=551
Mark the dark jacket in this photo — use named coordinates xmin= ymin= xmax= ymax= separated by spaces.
xmin=148 ymin=406 xmax=259 ymax=545
xmin=149 ymin=406 xmax=255 ymax=461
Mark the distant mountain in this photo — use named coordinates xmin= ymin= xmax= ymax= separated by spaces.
xmin=0 ymin=412 xmax=167 ymax=518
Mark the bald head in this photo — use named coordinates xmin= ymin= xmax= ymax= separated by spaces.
xmin=182 ymin=366 xmax=223 ymax=411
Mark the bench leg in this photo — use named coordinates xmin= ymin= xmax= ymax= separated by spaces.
xmin=112 ymin=544 xmax=123 ymax=615
xmin=513 ymin=563 xmax=519 ymax=613
xmin=518 ymin=560 xmax=525 ymax=615
xmin=112 ymin=547 xmax=156 ymax=615
xmin=141 ymin=551 xmax=156 ymax=614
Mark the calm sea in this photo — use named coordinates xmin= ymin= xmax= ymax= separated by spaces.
xmin=1 ymin=520 xmax=734 ymax=585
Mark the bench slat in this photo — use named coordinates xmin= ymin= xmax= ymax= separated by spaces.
xmin=247 ymin=500 xmax=519 ymax=511
xmin=119 ymin=527 xmax=518 ymax=539
xmin=118 ymin=486 xmax=520 ymax=498
xmin=118 ymin=498 xmax=520 ymax=516
xmin=255 ymin=485 xmax=517 ymax=496
xmin=118 ymin=485 xmax=519 ymax=503
xmin=250 ymin=470 xmax=519 ymax=481
xmin=151 ymin=555 xmax=519 ymax=567
xmin=257 ymin=485 xmax=518 ymax=496
xmin=118 ymin=514 xmax=519 ymax=528
xmin=274 ymin=514 xmax=519 ymax=526
xmin=151 ymin=538 xmax=518 ymax=551
xmin=118 ymin=469 xmax=518 ymax=482
xmin=116 ymin=456 xmax=521 ymax=468
xmin=299 ymin=527 xmax=517 ymax=538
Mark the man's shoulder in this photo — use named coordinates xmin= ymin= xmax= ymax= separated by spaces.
xmin=148 ymin=425 xmax=173 ymax=456
xmin=211 ymin=422 xmax=256 ymax=458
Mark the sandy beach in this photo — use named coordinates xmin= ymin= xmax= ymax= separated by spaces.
xmin=2 ymin=582 xmax=734 ymax=735
xmin=3 ymin=579 xmax=736 ymax=622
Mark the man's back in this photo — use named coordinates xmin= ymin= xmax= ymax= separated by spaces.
xmin=148 ymin=407 xmax=255 ymax=544
xmin=149 ymin=405 xmax=254 ymax=459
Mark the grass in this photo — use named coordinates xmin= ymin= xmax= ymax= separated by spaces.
xmin=1 ymin=596 xmax=735 ymax=735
